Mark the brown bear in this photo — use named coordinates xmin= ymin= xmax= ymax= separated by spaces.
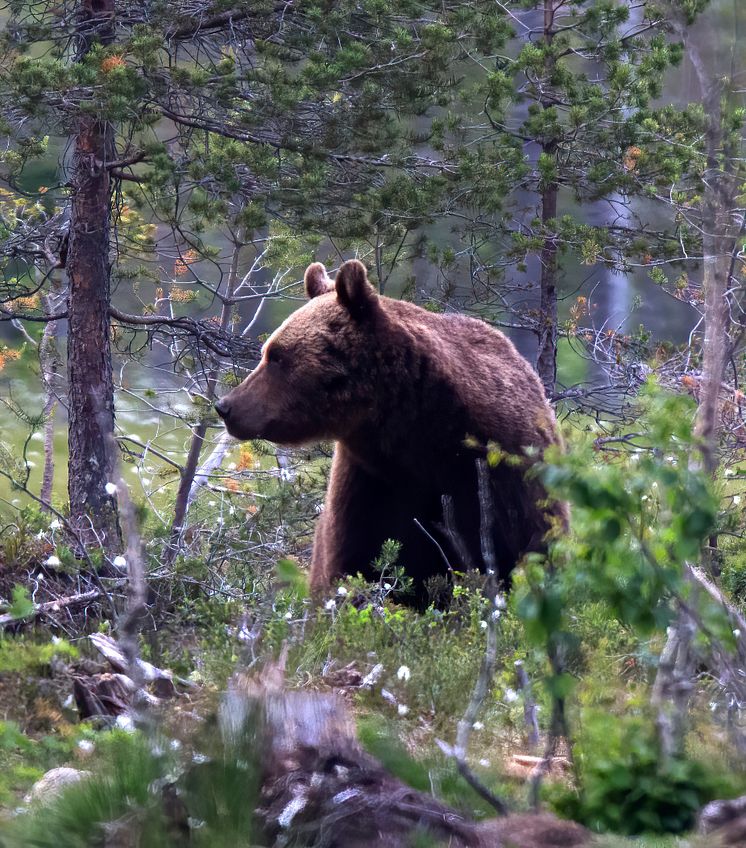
xmin=215 ymin=259 xmax=564 ymax=601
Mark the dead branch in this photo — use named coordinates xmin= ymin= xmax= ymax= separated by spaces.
xmin=440 ymin=493 xmax=476 ymax=571
xmin=109 ymin=306 xmax=260 ymax=361
xmin=515 ymin=660 xmax=540 ymax=750
xmin=112 ymin=471 xmax=149 ymax=699
xmin=437 ymin=459 xmax=509 ymax=816
xmin=0 ymin=589 xmax=102 ymax=629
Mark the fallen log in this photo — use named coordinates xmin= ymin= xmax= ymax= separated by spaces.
xmin=699 ymin=794 xmax=746 ymax=846
xmin=224 ymin=669 xmax=591 ymax=848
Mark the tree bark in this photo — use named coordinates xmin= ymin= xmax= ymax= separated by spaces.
xmin=692 ymin=77 xmax=732 ymax=475
xmin=66 ymin=0 xmax=120 ymax=550
xmin=40 ymin=280 xmax=63 ymax=507
xmin=535 ymin=0 xmax=559 ymax=398
xmin=652 ymin=26 xmax=742 ymax=759
xmin=536 ymin=176 xmax=558 ymax=397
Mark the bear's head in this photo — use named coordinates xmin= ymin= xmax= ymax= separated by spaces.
xmin=215 ymin=260 xmax=381 ymax=445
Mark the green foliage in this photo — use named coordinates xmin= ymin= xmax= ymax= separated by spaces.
xmin=512 ymin=385 xmax=744 ymax=834
xmin=11 ymin=730 xmax=171 ymax=847
xmin=0 ymin=636 xmax=77 ymax=673
xmin=274 ymin=558 xmax=309 ymax=598
xmin=8 ymin=720 xmax=262 ymax=848
xmin=6 ymin=584 xmax=34 ymax=621
xmin=289 ymin=573 xmax=527 ymax=727
xmin=532 ymin=385 xmax=719 ymax=638
xmin=516 ymin=385 xmax=725 ymax=644
xmin=551 ymin=712 xmax=734 ymax=835
xmin=722 ymin=554 xmax=746 ymax=605
xmin=0 ymin=720 xmax=85 ymax=807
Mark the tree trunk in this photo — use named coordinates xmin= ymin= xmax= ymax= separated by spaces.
xmin=692 ymin=77 xmax=732 ymax=475
xmin=535 ymin=0 xmax=559 ymax=398
xmin=536 ymin=175 xmax=558 ymax=397
xmin=652 ymin=29 xmax=742 ymax=759
xmin=40 ymin=283 xmax=63 ymax=507
xmin=66 ymin=0 xmax=120 ymax=550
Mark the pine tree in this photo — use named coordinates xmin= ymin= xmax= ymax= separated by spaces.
xmin=0 ymin=0 xmax=465 ymax=548
xmin=429 ymin=0 xmax=710 ymax=397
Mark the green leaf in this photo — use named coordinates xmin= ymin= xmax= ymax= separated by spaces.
xmin=8 ymin=584 xmax=34 ymax=620
xmin=275 ymin=558 xmax=308 ymax=597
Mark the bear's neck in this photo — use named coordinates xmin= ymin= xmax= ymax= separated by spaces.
xmin=341 ymin=349 xmax=476 ymax=482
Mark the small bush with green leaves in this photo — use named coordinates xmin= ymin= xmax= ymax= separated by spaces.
xmin=551 ymin=712 xmax=736 ymax=835
xmin=721 ymin=534 xmax=746 ymax=606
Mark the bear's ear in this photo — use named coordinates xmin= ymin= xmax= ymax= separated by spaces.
xmin=304 ymin=262 xmax=334 ymax=299
xmin=335 ymin=260 xmax=378 ymax=319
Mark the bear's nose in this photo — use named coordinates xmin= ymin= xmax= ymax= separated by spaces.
xmin=214 ymin=397 xmax=231 ymax=420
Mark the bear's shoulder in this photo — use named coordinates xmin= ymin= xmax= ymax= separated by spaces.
xmin=380 ymin=298 xmax=525 ymax=363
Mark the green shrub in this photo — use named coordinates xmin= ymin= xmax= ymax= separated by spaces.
xmin=8 ymin=722 xmax=261 ymax=848
xmin=721 ymin=537 xmax=746 ymax=605
xmin=551 ymin=712 xmax=735 ymax=835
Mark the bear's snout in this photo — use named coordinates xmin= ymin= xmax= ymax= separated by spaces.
xmin=214 ymin=382 xmax=277 ymax=441
xmin=214 ymin=397 xmax=231 ymax=420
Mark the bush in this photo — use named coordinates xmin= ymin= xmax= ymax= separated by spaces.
xmin=551 ymin=712 xmax=735 ymax=835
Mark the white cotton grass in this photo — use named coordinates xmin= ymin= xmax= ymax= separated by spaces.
xmin=115 ymin=715 xmax=135 ymax=732
xmin=104 ymin=482 xmax=118 ymax=496
xmin=112 ymin=555 xmax=127 ymax=570
xmin=396 ymin=665 xmax=411 ymax=682
xmin=44 ymin=555 xmax=61 ymax=567
xmin=49 ymin=518 xmax=62 ymax=530
xmin=397 ymin=704 xmax=409 ymax=716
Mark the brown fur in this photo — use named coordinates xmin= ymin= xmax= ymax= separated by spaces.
xmin=216 ymin=260 xmax=564 ymax=600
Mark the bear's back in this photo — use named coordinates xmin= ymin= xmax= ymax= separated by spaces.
xmin=380 ymin=298 xmax=557 ymax=452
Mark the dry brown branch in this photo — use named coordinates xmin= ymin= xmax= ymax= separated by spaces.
xmin=109 ymin=306 xmax=260 ymax=361
xmin=0 ymin=589 xmax=101 ymax=629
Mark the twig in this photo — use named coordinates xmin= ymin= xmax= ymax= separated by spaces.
xmin=413 ymin=518 xmax=453 ymax=573
xmin=439 ymin=494 xmax=476 ymax=571
xmin=437 ymin=459 xmax=508 ymax=816
xmin=515 ymin=660 xmax=540 ymax=750
xmin=114 ymin=472 xmax=148 ymax=697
